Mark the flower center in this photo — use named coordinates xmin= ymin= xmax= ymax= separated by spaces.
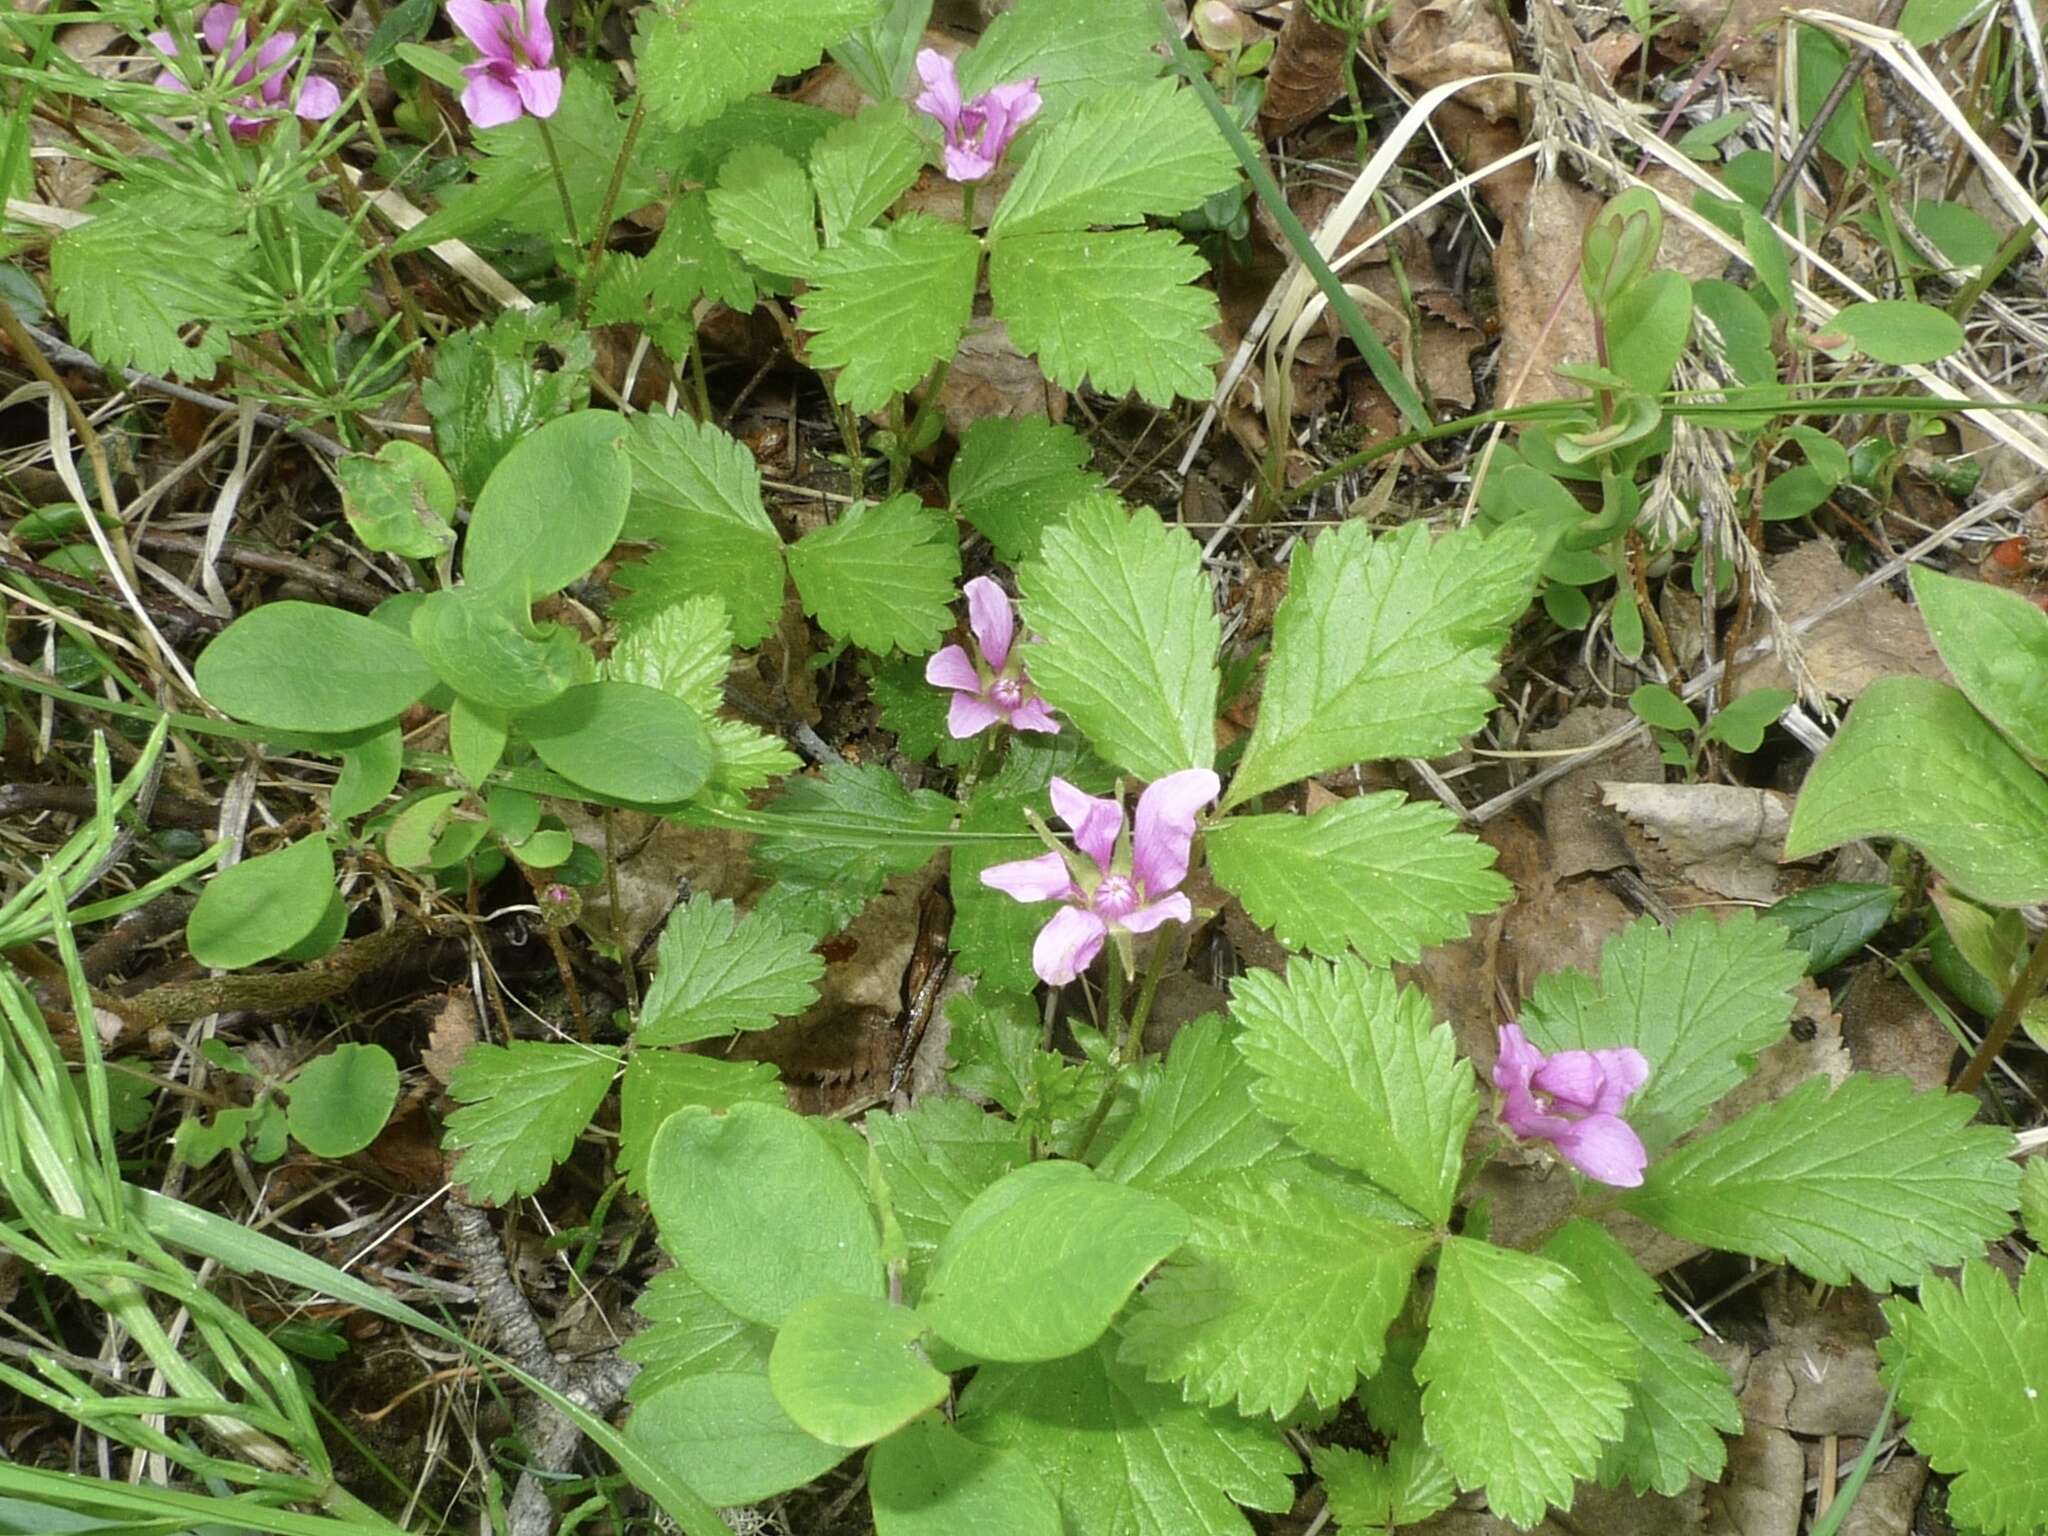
xmin=990 ymin=675 xmax=1024 ymax=710
xmin=1092 ymin=873 xmax=1138 ymax=920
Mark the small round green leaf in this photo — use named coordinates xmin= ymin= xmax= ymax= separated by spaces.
xmin=275 ymin=888 xmax=347 ymax=963
xmin=196 ymin=602 xmax=438 ymax=733
xmin=1824 ymin=300 xmax=1966 ymax=365
xmin=519 ymin=681 xmax=713 ymax=805
xmin=768 ymin=1293 xmax=948 ymax=1448
xmin=1628 ymin=683 xmax=1698 ymax=733
xmin=870 ymin=1416 xmax=1064 ymax=1536
xmin=384 ymin=790 xmax=465 ymax=869
xmin=461 ymin=410 xmax=630 ymax=595
xmin=917 ymin=1161 xmax=1191 ymax=1363
xmin=286 ymin=1043 xmax=400 ymax=1157
xmin=645 ymin=1102 xmax=883 ymax=1326
xmin=1703 ymin=687 xmax=1794 ymax=752
xmin=337 ymin=440 xmax=457 ymax=560
xmin=411 ymin=586 xmax=594 ymax=711
xmin=627 ymin=1373 xmax=846 ymax=1507
xmin=186 ymin=835 xmax=336 ymax=970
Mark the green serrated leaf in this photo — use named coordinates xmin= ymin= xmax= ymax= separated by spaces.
xmin=1314 ymin=1430 xmax=1455 ymax=1532
xmin=623 ymin=1264 xmax=773 ymax=1403
xmin=1910 ymin=566 xmax=2048 ymax=764
xmin=870 ymin=653 xmax=978 ymax=768
xmin=948 ymin=416 xmax=1106 ymax=563
xmin=1763 ymin=881 xmax=1897 ymax=973
xmin=810 ymin=102 xmax=926 ymax=242
xmin=616 ymin=1052 xmax=783 ymax=1198
xmin=866 ymin=1098 xmax=1029 ymax=1303
xmin=634 ymin=0 xmax=882 ymax=129
xmin=957 ymin=1340 xmax=1298 ymax=1536
xmin=1207 ymin=792 xmax=1510 ymax=964
xmin=705 ymin=144 xmax=818 ymax=277
xmin=606 ymin=596 xmax=731 ymax=713
xmin=992 ymin=79 xmax=1236 ymax=236
xmin=636 ymin=894 xmax=823 ymax=1044
xmin=1229 ymin=521 xmax=1545 ymax=805
xmin=800 ymin=215 xmax=980 ymax=413
xmin=1518 ymin=911 xmax=1805 ymax=1153
xmin=1095 ymin=1014 xmax=1295 ymax=1192
xmin=1625 ymin=1074 xmax=2020 ymax=1287
xmin=1543 ymin=1220 xmax=1740 ymax=1496
xmin=956 ymin=0 xmax=1162 ymax=114
xmin=991 ymin=227 xmax=1222 ymax=406
xmin=1785 ymin=676 xmax=2048 ymax=906
xmin=750 ymin=762 xmax=956 ymax=937
xmin=442 ymin=1042 xmax=619 ymax=1204
xmin=591 ymin=192 xmax=754 ymax=355
xmin=52 ymin=186 xmax=254 ymax=379
xmin=1879 ymin=1259 xmax=2048 ymax=1536
xmin=1232 ymin=955 xmax=1477 ymax=1225
xmin=1416 ymin=1237 xmax=1639 ymax=1528
xmin=2022 ymin=1159 xmax=2048 ymax=1246
xmin=1018 ymin=496 xmax=1219 ymax=779
xmin=785 ymin=495 xmax=962 ymax=655
xmin=1119 ymin=1164 xmax=1431 ymax=1417
xmin=423 ymin=306 xmax=596 ymax=500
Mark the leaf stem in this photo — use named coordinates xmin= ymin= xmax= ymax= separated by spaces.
xmin=1953 ymin=920 xmax=2048 ymax=1095
xmin=578 ymin=95 xmax=646 ymax=318
xmin=534 ymin=116 xmax=583 ymax=284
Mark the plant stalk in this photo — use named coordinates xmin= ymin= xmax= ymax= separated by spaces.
xmin=1953 ymin=921 xmax=2048 ymax=1095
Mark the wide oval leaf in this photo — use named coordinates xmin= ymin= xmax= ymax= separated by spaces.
xmin=185 ymin=835 xmax=336 ymax=970
xmin=768 ymin=1292 xmax=948 ymax=1448
xmin=461 ymin=409 xmax=630 ymax=595
xmin=645 ymin=1101 xmax=883 ymax=1326
xmin=286 ymin=1043 xmax=400 ymax=1157
xmin=518 ymin=681 xmax=712 ymax=805
xmin=870 ymin=1416 xmax=1063 ymax=1536
xmin=196 ymin=602 xmax=437 ymax=733
xmin=1909 ymin=566 xmax=2048 ymax=764
xmin=1826 ymin=300 xmax=1965 ymax=365
xmin=411 ymin=586 xmax=593 ymax=712
xmin=626 ymin=1371 xmax=845 ymax=1507
xmin=918 ymin=1160 xmax=1190 ymax=1363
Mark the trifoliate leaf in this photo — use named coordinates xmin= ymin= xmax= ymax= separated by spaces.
xmin=948 ymin=415 xmax=1106 ymax=562
xmin=1415 ymin=1237 xmax=1639 ymax=1529
xmin=943 ymin=989 xmax=1106 ymax=1148
xmin=635 ymin=895 xmax=823 ymax=1045
xmin=957 ymin=1340 xmax=1298 ymax=1536
xmin=800 ymin=215 xmax=980 ymax=413
xmin=616 ymin=1052 xmax=783 ymax=1198
xmin=991 ymin=227 xmax=1222 ymax=406
xmin=1207 ymin=792 xmax=1511 ymax=964
xmin=1228 ymin=521 xmax=1545 ymax=805
xmin=1543 ymin=1220 xmax=1740 ymax=1496
xmin=442 ymin=1042 xmax=619 ymax=1204
xmin=992 ymin=80 xmax=1236 ymax=237
xmin=1095 ymin=1014 xmax=1295 ymax=1192
xmin=809 ymin=102 xmax=926 ymax=243
xmin=51 ymin=185 xmax=254 ymax=379
xmin=1119 ymin=1164 xmax=1432 ymax=1417
xmin=590 ymin=192 xmax=754 ymax=357
xmin=865 ymin=1098 xmax=1028 ymax=1302
xmin=1879 ymin=1258 xmax=2048 ymax=1536
xmin=634 ymin=0 xmax=882 ymax=129
xmin=1314 ymin=1437 xmax=1456 ymax=1532
xmin=956 ymin=0 xmax=1161 ymax=113
xmin=750 ymin=762 xmax=956 ymax=937
xmin=1518 ymin=911 xmax=1805 ymax=1153
xmin=1784 ymin=676 xmax=2048 ymax=906
xmin=1624 ymin=1074 xmax=2020 ymax=1288
xmin=623 ymin=1264 xmax=773 ymax=1403
xmin=1017 ymin=496 xmax=1219 ymax=780
xmin=785 ymin=495 xmax=961 ymax=655
xmin=706 ymin=144 xmax=818 ymax=278
xmin=1231 ymin=955 xmax=1477 ymax=1225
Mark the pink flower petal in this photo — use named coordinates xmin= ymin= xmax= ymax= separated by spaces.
xmin=459 ymin=66 xmax=524 ymax=127
xmin=976 ymin=77 xmax=1042 ymax=159
xmin=1033 ymin=905 xmax=1107 ymax=986
xmin=1491 ymin=1023 xmax=1543 ymax=1094
xmin=294 ymin=73 xmax=342 ymax=120
xmin=1118 ymin=893 xmax=1191 ymax=935
xmin=925 ymin=643 xmax=981 ymax=693
xmin=1553 ymin=1114 xmax=1648 ymax=1187
xmin=513 ymin=64 xmax=560 ymax=118
xmin=1050 ymin=777 xmax=1121 ymax=870
xmin=947 ymin=691 xmax=1003 ymax=739
xmin=201 ymin=4 xmax=241 ymax=55
xmin=447 ymin=0 xmax=511 ymax=60
xmin=1130 ymin=768 xmax=1218 ymax=897
xmin=964 ymin=576 xmax=1015 ymax=671
xmin=980 ymin=852 xmax=1076 ymax=904
xmin=941 ymin=142 xmax=999 ymax=182
xmin=155 ymin=64 xmax=191 ymax=94
xmin=1008 ymin=696 xmax=1061 ymax=734
xmin=519 ymin=0 xmax=554 ymax=64
xmin=912 ymin=47 xmax=962 ymax=131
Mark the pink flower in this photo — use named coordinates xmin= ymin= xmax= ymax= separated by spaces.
xmin=1491 ymin=1024 xmax=1651 ymax=1187
xmin=981 ymin=770 xmax=1220 ymax=986
xmin=448 ymin=0 xmax=561 ymax=128
xmin=911 ymin=48 xmax=1041 ymax=183
xmin=924 ymin=577 xmax=1059 ymax=739
xmin=150 ymin=4 xmax=342 ymax=140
